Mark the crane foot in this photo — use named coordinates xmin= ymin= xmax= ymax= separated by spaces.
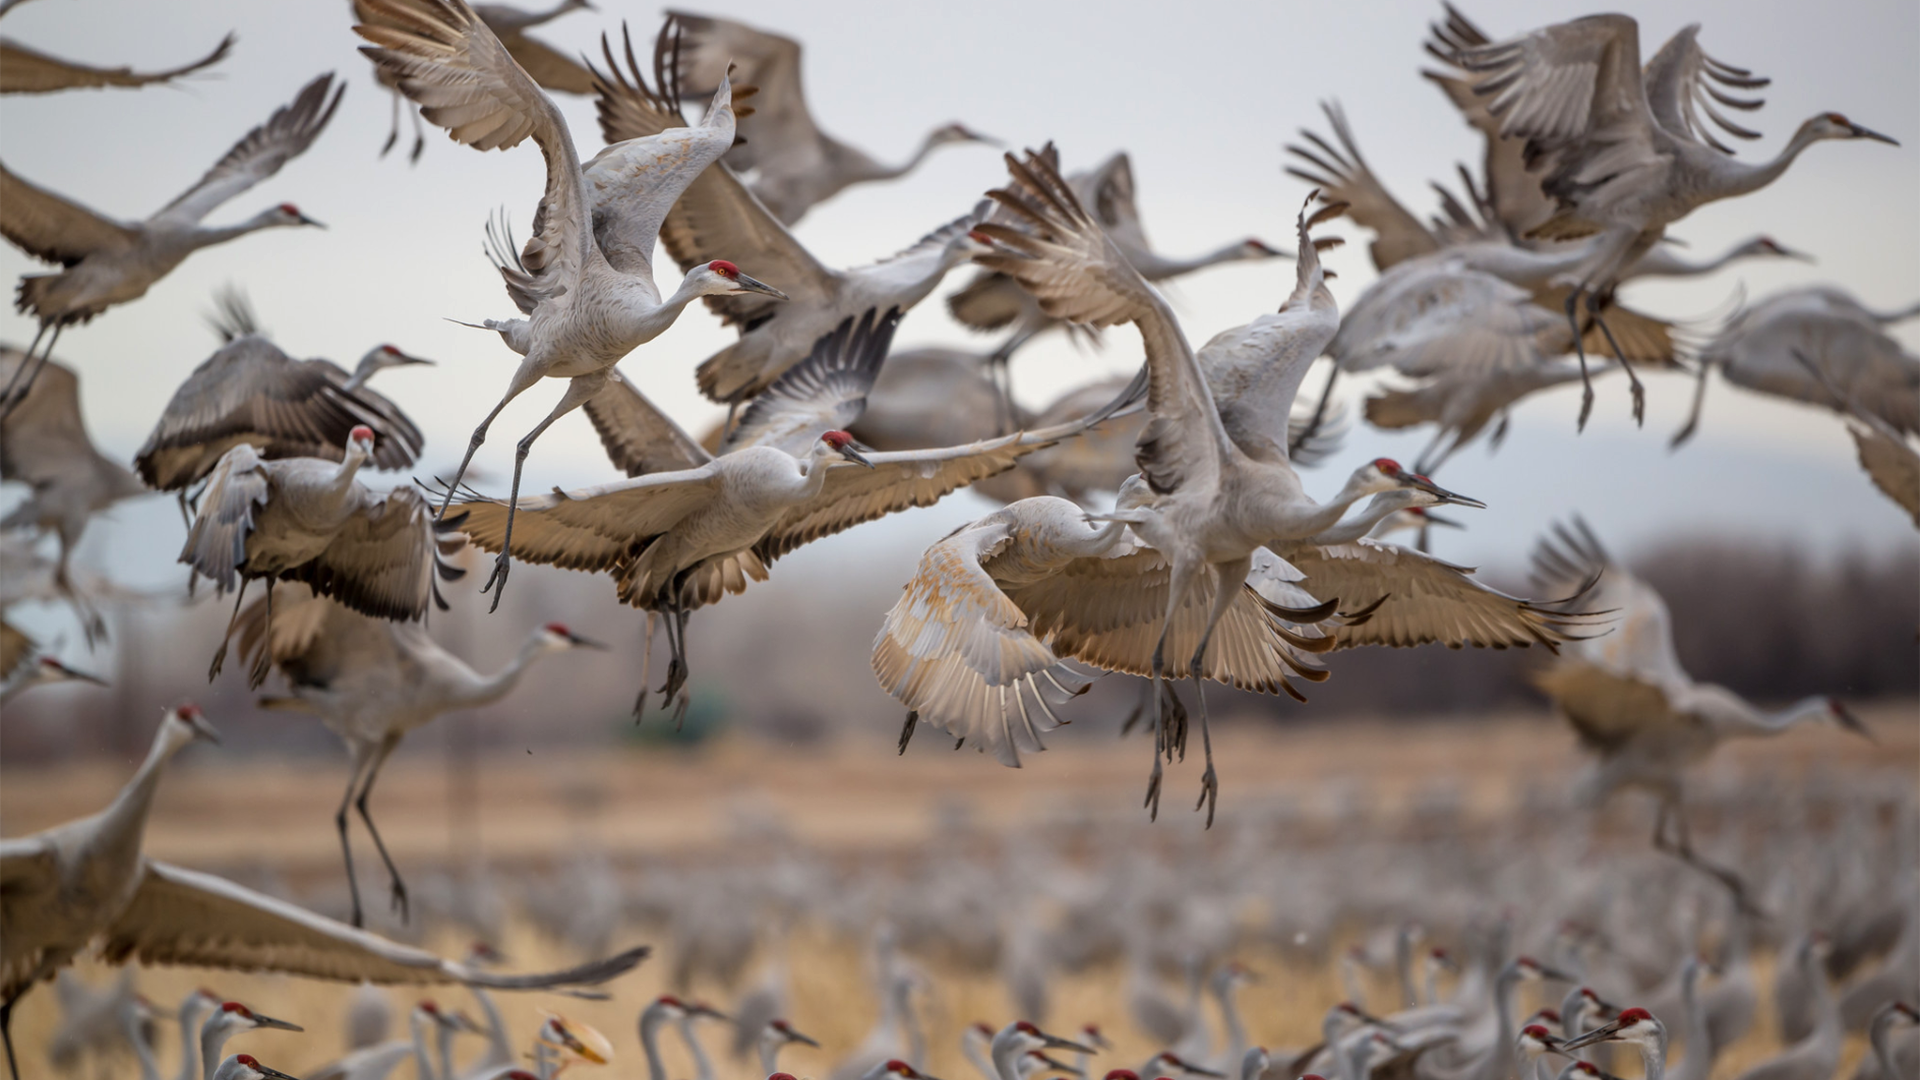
xmin=1576 ymin=386 xmax=1595 ymax=433
xmin=390 ymin=878 xmax=410 ymax=922
xmin=1630 ymin=381 xmax=1646 ymax=428
xmin=898 ymin=711 xmax=918 ymax=755
xmin=1195 ymin=763 xmax=1219 ymax=829
xmin=481 ymin=553 xmax=511 ymax=613
xmin=1144 ymin=759 xmax=1163 ymax=822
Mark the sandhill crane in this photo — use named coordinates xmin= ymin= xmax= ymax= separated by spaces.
xmin=198 ymin=1001 xmax=305 ymax=1080
xmin=973 ymin=147 xmax=1488 ymax=821
xmin=1529 ymin=519 xmax=1872 ymax=908
xmin=136 ymin=289 xmax=431 ymax=499
xmin=1562 ymin=1009 xmax=1667 ymax=1080
xmin=588 ymin=28 xmax=988 ymax=407
xmin=1437 ymin=9 xmax=1898 ymax=427
xmin=305 ymin=998 xmax=462 ymax=1080
xmin=948 ymin=149 xmax=1283 ymax=365
xmin=1137 ymin=1051 xmax=1222 ymax=1080
xmin=0 ymin=715 xmax=648 ymax=1076
xmin=991 ymin=1022 xmax=1093 ymax=1080
xmin=349 ymin=0 xmax=597 ymax=162
xmin=355 ymin=0 xmax=784 ymax=604
xmin=664 ymin=11 xmax=996 ymax=225
xmin=46 ymin=970 xmax=145 ymax=1079
xmin=1727 ymin=937 xmax=1842 ymax=1080
xmin=1362 ymin=357 xmax=1594 ymax=476
xmin=636 ymin=997 xmax=728 ymax=1080
xmin=182 ymin=427 xmax=460 ymax=682
xmin=0 ymin=653 xmax=106 ymax=703
xmin=1784 ymin=342 xmax=1920 ymax=527
xmin=755 ymin=1019 xmax=821 ymax=1076
xmin=1675 ymin=285 xmax=1920 ymax=446
xmin=213 ymin=1055 xmax=301 ymax=1080
xmin=0 ymin=16 xmax=231 ymax=94
xmin=1857 ymin=1002 xmax=1918 ymax=1080
xmin=0 ymin=346 xmax=146 ymax=642
xmin=0 ymin=72 xmax=339 ymax=411
xmin=230 ymin=583 xmax=602 ymax=927
xmin=457 ymin=308 xmax=1140 ymax=720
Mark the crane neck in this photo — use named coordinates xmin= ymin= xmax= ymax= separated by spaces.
xmin=1712 ymin=124 xmax=1825 ymax=202
xmin=173 ymin=997 xmax=212 ymax=1080
xmin=759 ymin=1030 xmax=786 ymax=1078
xmin=1747 ymin=696 xmax=1833 ymax=735
xmin=436 ymin=1013 xmax=460 ymax=1080
xmin=200 ymin=1018 xmax=235 ymax=1080
xmin=1488 ymin=965 xmax=1525 ymax=1080
xmin=1395 ymin=929 xmax=1419 ymax=1011
xmin=1139 ymin=240 xmax=1262 ymax=281
xmin=678 ymin=1013 xmax=716 ymax=1080
xmin=1636 ymin=1027 xmax=1669 ymax=1080
xmin=861 ymin=129 xmax=946 ymax=184
xmin=1310 ymin=492 xmax=1421 ymax=545
xmin=1675 ymin=963 xmax=1712 ymax=1080
xmin=98 ymin=718 xmax=195 ymax=905
xmin=1215 ymin=980 xmax=1248 ymax=1070
xmin=639 ymin=1006 xmax=673 ymax=1080
xmin=124 ymin=1002 xmax=161 ymax=1080
xmin=470 ymin=986 xmax=512 ymax=1070
xmin=521 ymin=0 xmax=586 ymax=29
xmin=456 ymin=634 xmax=553 ymax=708
xmin=189 ymin=216 xmax=283 ymax=252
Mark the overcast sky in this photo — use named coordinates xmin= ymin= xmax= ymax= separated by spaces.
xmin=2 ymin=0 xmax=1915 ymax=627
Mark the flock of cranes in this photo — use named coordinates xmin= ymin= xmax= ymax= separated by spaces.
xmin=0 ymin=0 xmax=1913 ymax=1076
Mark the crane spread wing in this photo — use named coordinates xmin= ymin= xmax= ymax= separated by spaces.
xmin=357 ymin=0 xmax=588 ymax=312
xmin=591 ymin=25 xmax=832 ymax=325
xmin=1848 ymin=422 xmax=1920 ymax=527
xmin=1449 ymin=14 xmax=1663 ymax=237
xmin=1330 ymin=258 xmax=1557 ymax=379
xmin=581 ymin=370 xmax=714 ymax=478
xmin=665 ymin=11 xmax=822 ymax=178
xmin=0 ymin=618 xmax=31 ymax=682
xmin=498 ymin=31 xmax=594 ymax=95
xmin=281 ymin=487 xmax=441 ymax=622
xmin=578 ymin=72 xmax=737 ymax=284
xmin=1283 ymin=537 xmax=1610 ymax=651
xmin=102 ymin=860 xmax=649 ymax=988
xmin=724 ymin=307 xmax=899 ymax=457
xmin=1530 ymin=517 xmax=1686 ymax=687
xmin=0 ymin=31 xmax=232 ymax=94
xmin=1284 ymin=102 xmax=1439 ymax=272
xmin=756 ymin=375 xmax=1143 ymax=563
xmin=0 ymin=351 xmax=121 ymax=490
xmin=871 ymin=518 xmax=1090 ymax=768
xmin=1531 ymin=662 xmax=1688 ymax=752
xmin=452 ymin=466 xmax=726 ymax=573
xmin=1078 ymin=152 xmax=1154 ymax=256
xmin=1008 ymin=548 xmax=1332 ymax=698
xmin=1423 ymin=6 xmax=1559 ymax=241
xmin=0 ymin=159 xmax=137 ymax=266
xmin=151 ymin=72 xmax=343 ymax=226
xmin=133 ymin=337 xmax=422 ymax=491
xmin=1704 ymin=298 xmax=1920 ymax=436
xmin=977 ymin=147 xmax=1230 ymax=497
xmin=1641 ymin=24 xmax=1769 ymax=156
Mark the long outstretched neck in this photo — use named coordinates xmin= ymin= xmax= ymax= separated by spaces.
xmin=409 ymin=1010 xmax=436 ymax=1080
xmin=640 ymin=1008 xmax=672 ymax=1080
xmin=523 ymin=0 xmax=587 ymax=28
xmin=1746 ymin=696 xmax=1833 ymax=735
xmin=94 ymin=720 xmax=189 ymax=876
xmin=1142 ymin=240 xmax=1264 ymax=279
xmin=454 ymin=635 xmax=551 ymax=708
xmin=123 ymin=1003 xmax=160 ymax=1080
xmin=866 ymin=130 xmax=945 ymax=183
xmin=1871 ymin=299 xmax=1920 ymax=325
xmin=1309 ymin=493 xmax=1417 ymax=545
xmin=176 ymin=999 xmax=209 ymax=1080
xmin=1717 ymin=125 xmax=1826 ymax=201
xmin=188 ymin=218 xmax=283 ymax=252
xmin=1490 ymin=966 xmax=1522 ymax=1077
xmin=1639 ymin=1028 xmax=1669 ymax=1080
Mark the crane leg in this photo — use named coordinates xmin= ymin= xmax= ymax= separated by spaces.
xmin=380 ymin=89 xmax=400 ymax=157
xmin=207 ymin=578 xmax=251 ymax=681
xmin=897 ymin=711 xmax=918 ymax=755
xmin=355 ymin=735 xmax=410 ymax=923
xmin=1670 ymin=358 xmax=1711 ymax=449
xmin=1292 ymin=360 xmax=1341 ymax=458
xmin=336 ymin=746 xmax=377 ymax=928
xmin=1563 ymin=286 xmax=1598 ymax=433
xmin=1143 ymin=556 xmax=1203 ymax=822
xmin=0 ymin=323 xmax=47 ymax=415
xmin=55 ymin=538 xmax=107 ymax=649
xmin=246 ymin=579 xmax=274 ymax=689
xmin=1 ymin=986 xmax=17 ymax=1080
xmin=407 ymin=102 xmax=426 ymax=165
xmin=633 ymin=610 xmax=658 ymax=720
xmin=1412 ymin=425 xmax=1454 ymax=477
xmin=1586 ymin=300 xmax=1645 ymax=427
xmin=1186 ymin=557 xmax=1246 ymax=829
xmin=481 ymin=376 xmax=601 ymax=612
xmin=0 ymin=324 xmax=59 ymax=423
xmin=663 ymin=605 xmax=693 ymax=729
xmin=1652 ymin=796 xmax=1762 ymax=918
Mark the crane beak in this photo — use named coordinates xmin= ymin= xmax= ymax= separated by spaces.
xmin=836 ymin=442 xmax=877 ymax=469
xmin=58 ymin=663 xmax=110 ymax=687
xmin=249 ymin=1063 xmax=302 ymax=1080
xmin=296 ymin=212 xmax=327 ymax=229
xmin=730 ymin=272 xmax=788 ymax=300
xmin=1832 ymin=701 xmax=1874 ymax=742
xmin=1402 ymin=473 xmax=1486 ymax=510
xmin=564 ymin=630 xmax=607 ymax=650
xmin=1033 ymin=1053 xmax=1076 ymax=1073
xmin=1043 ymin=1034 xmax=1096 ymax=1054
xmin=182 ymin=710 xmax=222 ymax=744
xmin=1559 ymin=1017 xmax=1626 ymax=1052
xmin=785 ymin=1027 xmax=821 ymax=1048
xmin=690 ymin=1003 xmax=731 ymax=1021
xmin=394 ymin=349 xmax=436 ymax=367
xmin=1177 ymin=1063 xmax=1226 ymax=1078
xmin=1845 ymin=121 xmax=1899 ymax=145
xmin=1538 ymin=964 xmax=1578 ymax=983
xmin=250 ymin=1011 xmax=304 ymax=1032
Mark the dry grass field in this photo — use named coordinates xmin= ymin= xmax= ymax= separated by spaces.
xmin=3 ymin=703 xmax=1913 ymax=1079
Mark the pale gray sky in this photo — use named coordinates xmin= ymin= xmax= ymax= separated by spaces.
xmin=2 ymin=0 xmax=1916 ymax=626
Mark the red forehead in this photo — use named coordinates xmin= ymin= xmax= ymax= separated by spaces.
xmin=823 ymin=430 xmax=853 ymax=447
xmin=350 ymin=425 xmax=375 ymax=441
xmin=708 ymin=260 xmax=739 ymax=276
xmin=1372 ymin=457 xmax=1401 ymax=473
xmin=1618 ymin=1006 xmax=1653 ymax=1022
xmin=178 ymin=703 xmax=202 ymax=719
xmin=238 ymin=1056 xmax=260 ymax=1067
xmin=278 ymin=203 xmax=299 ymax=214
xmin=544 ymin=622 xmax=570 ymax=635
xmin=223 ymin=1001 xmax=252 ymax=1015
xmin=381 ymin=344 xmax=401 ymax=355
xmin=1015 ymin=1021 xmax=1040 ymax=1034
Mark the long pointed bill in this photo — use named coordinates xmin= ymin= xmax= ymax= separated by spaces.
xmin=1833 ymin=702 xmax=1875 ymax=742
xmin=733 ymin=272 xmax=788 ymax=300
xmin=251 ymin=1064 xmax=302 ymax=1080
xmin=396 ymin=350 xmax=436 ymax=366
xmin=788 ymin=1030 xmax=822 ymax=1048
xmin=566 ymin=631 xmax=608 ymax=650
xmin=1559 ymin=1017 xmax=1626 ymax=1053
xmin=1043 ymin=1034 xmax=1096 ymax=1054
xmin=1403 ymin=473 xmax=1486 ymax=509
xmin=63 ymin=665 xmax=110 ymax=687
xmin=297 ymin=213 xmax=327 ymax=229
xmin=251 ymin=1012 xmax=304 ymax=1032
xmin=837 ymin=444 xmax=877 ymax=469
xmin=1847 ymin=122 xmax=1899 ymax=145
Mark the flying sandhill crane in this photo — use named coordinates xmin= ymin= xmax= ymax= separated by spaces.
xmin=1437 ymin=9 xmax=1898 ymax=427
xmin=0 ymin=704 xmax=650 ymax=1075
xmin=1675 ymin=285 xmax=1920 ymax=446
xmin=456 ymin=308 xmax=1140 ymax=721
xmin=0 ymin=72 xmax=339 ymax=412
xmin=948 ymin=149 xmax=1284 ymax=366
xmin=0 ymin=9 xmax=231 ymax=95
xmin=589 ymin=26 xmax=989 ymax=407
xmin=349 ymin=0 xmax=598 ymax=162
xmin=135 ymin=288 xmax=431 ymax=504
xmin=0 ymin=346 xmax=145 ymax=643
xmin=1529 ymin=519 xmax=1872 ymax=909
xmin=182 ymin=427 xmax=462 ymax=682
xmin=0 ymin=652 xmax=106 ymax=704
xmin=213 ymin=1055 xmax=302 ymax=1080
xmin=355 ymin=0 xmax=784 ymax=605
xmin=973 ymin=148 xmax=1472 ymax=821
xmin=664 ymin=11 xmax=997 ymax=225
xmin=231 ymin=582 xmax=602 ymax=927
xmin=1786 ymin=347 xmax=1920 ymax=529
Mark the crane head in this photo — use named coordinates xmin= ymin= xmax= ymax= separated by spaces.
xmin=537 ymin=622 xmax=605 ymax=651
xmin=700 ymin=259 xmax=787 ymax=300
xmin=229 ymin=1055 xmax=300 ymax=1080
xmin=360 ymin=343 xmax=436 ymax=375
xmin=1803 ymin=112 xmax=1899 ymax=145
xmin=1749 ymin=236 xmax=1811 ymax=262
xmin=1238 ymin=238 xmax=1285 ymax=259
xmin=269 ymin=202 xmax=325 ymax=229
xmin=346 ymin=425 xmax=376 ymax=457
xmin=1827 ymin=698 xmax=1872 ymax=741
xmin=769 ymin=1019 xmax=820 ymax=1047
xmin=1518 ymin=1024 xmax=1559 ymax=1050
xmin=171 ymin=702 xmax=221 ymax=744
xmin=220 ymin=1001 xmax=303 ymax=1032
xmin=931 ymin=122 xmax=1000 ymax=147
xmin=1081 ymin=1023 xmax=1112 ymax=1050
xmin=1513 ymin=956 xmax=1575 ymax=983
xmin=1561 ymin=1007 xmax=1660 ymax=1052
xmin=1103 ymin=1072 xmax=1141 ymax=1080
xmin=38 ymin=657 xmax=108 ymax=687
xmin=821 ymin=430 xmax=875 ymax=468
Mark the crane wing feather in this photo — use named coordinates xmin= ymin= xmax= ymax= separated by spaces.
xmin=581 ymin=370 xmax=714 ymax=477
xmin=0 ymin=158 xmax=137 ymax=267
xmin=723 ymin=306 xmax=899 ymax=457
xmin=0 ymin=32 xmax=231 ymax=94
xmin=152 ymin=72 xmax=343 ymax=226
xmin=281 ymin=488 xmax=440 ymax=622
xmin=453 ymin=466 xmax=727 ymax=574
xmin=1284 ymin=102 xmax=1439 ymax=271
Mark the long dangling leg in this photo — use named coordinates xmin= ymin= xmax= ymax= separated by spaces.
xmin=337 ymin=744 xmax=378 ymax=928
xmin=1652 ymin=794 xmax=1762 ymax=917
xmin=2 ymin=985 xmax=20 ymax=1080
xmin=1564 ymin=286 xmax=1598 ymax=433
xmin=668 ymin=605 xmax=693 ymax=729
xmin=1187 ymin=557 xmax=1248 ymax=828
xmin=0 ymin=324 xmax=48 ymax=412
xmin=0 ymin=325 xmax=60 ymax=422
xmin=633 ymin=610 xmax=658 ymax=719
xmin=435 ymin=383 xmax=527 ymax=522
xmin=380 ymin=89 xmax=401 ymax=157
xmin=1585 ymin=296 xmax=1645 ymax=427
xmin=1670 ymin=360 xmax=1711 ymax=449
xmin=207 ymin=578 xmax=251 ymax=681
xmin=482 ymin=375 xmax=603 ymax=611
xmin=1144 ymin=555 xmax=1203 ymax=821
xmin=355 ymin=734 xmax=410 ymax=923
xmin=1412 ymin=425 xmax=1454 ymax=477
xmin=407 ymin=102 xmax=426 ymax=164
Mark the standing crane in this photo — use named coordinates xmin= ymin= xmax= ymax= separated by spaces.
xmin=1529 ymin=519 xmax=1872 ymax=909
xmin=1676 ymin=285 xmax=1919 ymax=447
xmin=182 ymin=427 xmax=461 ymax=682
xmin=0 ymin=72 xmax=339 ymax=412
xmin=457 ymin=308 xmax=1141 ymax=721
xmin=231 ymin=583 xmax=603 ymax=927
xmin=589 ymin=24 xmax=990 ymax=407
xmin=1561 ymin=1009 xmax=1667 ymax=1080
xmin=212 ymin=1055 xmax=302 ymax=1080
xmin=973 ymin=147 xmax=1484 ymax=822
xmin=0 ymin=8 xmax=231 ymax=95
xmin=665 ymin=11 xmax=997 ymax=225
xmin=349 ymin=0 xmax=597 ymax=162
xmin=354 ymin=0 xmax=785 ymax=605
xmin=1437 ymin=8 xmax=1898 ymax=427
xmin=197 ymin=1001 xmax=306 ymax=1080
xmin=0 ymin=703 xmax=650 ymax=1077
xmin=135 ymin=288 xmax=431 ymax=501
xmin=0 ymin=346 xmax=145 ymax=644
